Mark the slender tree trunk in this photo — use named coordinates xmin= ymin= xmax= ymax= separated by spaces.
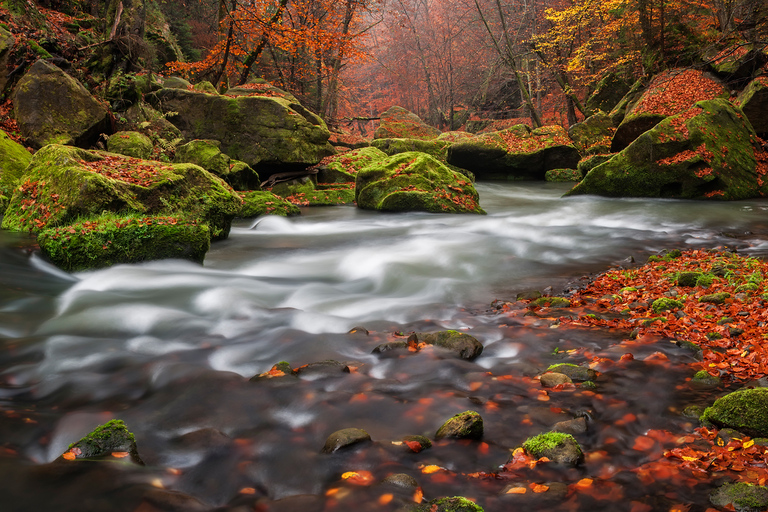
xmin=237 ymin=0 xmax=290 ymax=85
xmin=324 ymin=0 xmax=356 ymax=122
xmin=212 ymin=0 xmax=237 ymax=88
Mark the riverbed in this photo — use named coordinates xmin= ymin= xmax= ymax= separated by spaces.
xmin=2 ymin=182 xmax=768 ymax=511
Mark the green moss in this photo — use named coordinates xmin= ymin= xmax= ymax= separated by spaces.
xmin=0 ymin=130 xmax=32 ymax=201
xmin=710 ymin=482 xmax=768 ymax=512
xmin=701 ymin=388 xmax=768 ymax=437
xmin=545 ymin=168 xmax=582 ymax=182
xmin=239 ymin=191 xmax=299 ymax=217
xmin=696 ymin=273 xmax=715 ymax=287
xmin=317 ymin=147 xmax=387 ymax=183
xmin=700 ymin=292 xmax=731 ymax=304
xmin=418 ymin=496 xmax=484 ymax=512
xmin=651 ymin=297 xmax=684 ymax=313
xmin=65 ymin=419 xmax=141 ymax=463
xmin=530 ymin=296 xmax=572 ymax=307
xmin=435 ymin=410 xmax=484 ymax=440
xmin=736 ymin=282 xmax=759 ymax=293
xmin=547 ymin=363 xmax=597 ymax=382
xmin=38 ymin=214 xmax=210 ymax=272
xmin=691 ymin=370 xmax=721 ymax=388
xmin=523 ymin=432 xmax=582 ymax=458
xmin=107 ymin=131 xmax=153 ymax=159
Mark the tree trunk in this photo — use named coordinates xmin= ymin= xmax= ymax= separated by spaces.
xmin=324 ymin=0 xmax=356 ymax=123
xmin=237 ymin=0 xmax=290 ymax=86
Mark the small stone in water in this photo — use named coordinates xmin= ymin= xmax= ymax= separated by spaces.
xmin=435 ymin=411 xmax=483 ymax=440
xmin=552 ymin=416 xmax=588 ymax=435
xmin=321 ymin=427 xmax=372 ymax=453
xmin=381 ymin=473 xmax=419 ymax=489
xmin=400 ymin=435 xmax=432 ymax=452
xmin=539 ymin=372 xmax=572 ymax=388
xmin=546 ymin=363 xmax=597 ymax=382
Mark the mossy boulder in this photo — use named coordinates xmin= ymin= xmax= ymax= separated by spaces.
xmin=0 ymin=26 xmax=15 ymax=94
xmin=356 ymin=152 xmax=485 ymax=214
xmin=413 ymin=330 xmax=484 ymax=360
xmin=1 ymin=145 xmax=242 ymax=241
xmin=174 ymin=139 xmax=260 ymax=190
xmin=239 ymin=191 xmax=300 ymax=217
xmin=738 ymin=76 xmax=768 ymax=135
xmin=374 ymin=106 xmax=440 ymax=140
xmin=611 ymin=69 xmax=727 ymax=151
xmin=371 ymin=138 xmax=451 ymax=160
xmin=225 ymin=79 xmax=300 ymax=103
xmin=162 ymin=76 xmax=191 ymax=89
xmin=545 ymin=168 xmax=581 ymax=182
xmin=12 ymin=60 xmax=110 ymax=149
xmin=706 ymin=45 xmax=768 ymax=84
xmin=447 ymin=125 xmax=579 ymax=180
xmin=59 ymin=419 xmax=143 ymax=464
xmin=38 ymin=214 xmax=210 ymax=272
xmin=608 ymin=79 xmax=645 ymax=126
xmin=690 ymin=370 xmax=721 ymax=389
xmin=315 ymin=147 xmax=388 ymax=184
xmin=710 ymin=482 xmax=768 ymax=512
xmin=701 ymin=388 xmax=768 ymax=437
xmin=435 ymin=411 xmax=484 ymax=440
xmin=437 ymin=131 xmax=474 ymax=143
xmin=146 ymin=87 xmax=334 ymax=177
xmin=0 ymin=130 xmax=32 ymax=212
xmin=586 ymin=73 xmax=632 ymax=114
xmin=523 ymin=432 xmax=583 ymax=466
xmin=568 ymin=111 xmax=614 ymax=156
xmin=106 ymin=131 xmax=153 ymax=159
xmin=565 ymin=99 xmax=761 ymax=200
xmin=577 ymin=154 xmax=614 ymax=176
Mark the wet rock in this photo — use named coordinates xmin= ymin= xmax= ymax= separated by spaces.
xmin=295 ymin=360 xmax=351 ymax=379
xmin=414 ymin=330 xmax=484 ymax=361
xmin=254 ymin=494 xmax=326 ymax=512
xmin=372 ymin=341 xmax=409 ymax=355
xmin=347 ymin=326 xmax=369 ymax=335
xmin=530 ymin=296 xmax=571 ymax=308
xmin=701 ymin=388 xmax=768 ymax=437
xmin=321 ymin=427 xmax=372 ymax=453
xmin=547 ymin=363 xmax=597 ymax=382
xmin=716 ymin=428 xmax=747 ymax=445
xmin=682 ymin=405 xmax=705 ymax=418
xmin=399 ymin=435 xmax=432 ymax=453
xmin=539 ymin=372 xmax=573 ymax=388
xmin=690 ymin=370 xmax=721 ymax=389
xmin=249 ymin=361 xmax=297 ymax=381
xmin=710 ymin=482 xmax=768 ymax=512
xmin=552 ymin=416 xmax=588 ymax=435
xmin=58 ymin=419 xmax=143 ymax=464
xmin=381 ymin=473 xmax=420 ymax=489
xmin=435 ymin=410 xmax=484 ymax=440
xmin=522 ymin=432 xmax=584 ymax=466
xmin=675 ymin=340 xmax=703 ymax=360
xmin=516 ymin=290 xmax=542 ymax=301
xmin=412 ymin=496 xmax=484 ymax=511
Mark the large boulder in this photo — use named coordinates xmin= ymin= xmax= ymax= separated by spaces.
xmin=356 ymin=152 xmax=485 ymax=214
xmin=0 ymin=26 xmax=15 ymax=95
xmin=611 ymin=69 xmax=727 ymax=151
xmin=0 ymin=130 xmax=32 ymax=211
xmin=568 ymin=111 xmax=614 ymax=156
xmin=701 ymin=388 xmax=768 ymax=438
xmin=372 ymin=138 xmax=451 ymax=160
xmin=566 ymin=99 xmax=761 ymax=200
xmin=12 ymin=60 xmax=110 ymax=149
xmin=374 ymin=106 xmax=440 ymax=140
xmin=705 ymin=45 xmax=768 ymax=85
xmin=174 ymin=139 xmax=260 ymax=191
xmin=1 ymin=145 xmax=242 ymax=240
xmin=737 ymin=76 xmax=768 ymax=136
xmin=106 ymin=131 xmax=153 ymax=159
xmin=447 ymin=125 xmax=579 ymax=180
xmin=314 ymin=146 xmax=388 ymax=184
xmin=586 ymin=73 xmax=632 ymax=114
xmin=146 ymin=87 xmax=334 ymax=177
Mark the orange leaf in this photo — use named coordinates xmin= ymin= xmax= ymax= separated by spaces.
xmin=506 ymin=486 xmax=527 ymax=494
xmin=575 ymin=478 xmax=593 ymax=489
xmin=111 ymin=451 xmax=130 ymax=458
xmin=62 ymin=451 xmax=76 ymax=461
xmin=633 ymin=436 xmax=656 ymax=451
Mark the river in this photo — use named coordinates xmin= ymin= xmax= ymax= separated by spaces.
xmin=1 ymin=182 xmax=768 ymax=511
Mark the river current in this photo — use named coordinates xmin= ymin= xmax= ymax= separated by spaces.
xmin=2 ymin=182 xmax=768 ymax=511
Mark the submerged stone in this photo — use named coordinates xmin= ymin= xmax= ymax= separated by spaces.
xmin=321 ymin=427 xmax=371 ymax=453
xmin=435 ymin=410 xmax=483 ymax=440
xmin=522 ymin=432 xmax=584 ymax=466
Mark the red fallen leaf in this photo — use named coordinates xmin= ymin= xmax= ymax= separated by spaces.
xmin=404 ymin=440 xmax=424 ymax=452
xmin=633 ymin=435 xmax=656 ymax=451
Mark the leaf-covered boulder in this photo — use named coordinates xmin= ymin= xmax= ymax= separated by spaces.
xmin=374 ymin=106 xmax=440 ymax=140
xmin=38 ymin=214 xmax=210 ymax=271
xmin=355 ymin=152 xmax=485 ymax=214
xmin=1 ymin=145 xmax=242 ymax=240
xmin=12 ymin=60 xmax=110 ymax=149
xmin=447 ymin=125 xmax=579 ymax=180
xmin=701 ymin=388 xmax=768 ymax=437
xmin=106 ymin=131 xmax=153 ymax=159
xmin=568 ymin=111 xmax=614 ymax=156
xmin=705 ymin=45 xmax=768 ymax=84
xmin=146 ymin=87 xmax=334 ymax=177
xmin=372 ymin=137 xmax=451 ymax=160
xmin=0 ymin=130 xmax=32 ymax=212
xmin=611 ymin=69 xmax=727 ymax=151
xmin=314 ymin=146 xmax=388 ymax=184
xmin=174 ymin=139 xmax=260 ymax=190
xmin=565 ymin=99 xmax=762 ymax=200
xmin=738 ymin=76 xmax=768 ymax=136
xmin=58 ymin=419 xmax=143 ymax=464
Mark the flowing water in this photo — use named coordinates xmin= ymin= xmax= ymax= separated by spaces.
xmin=2 ymin=182 xmax=768 ymax=511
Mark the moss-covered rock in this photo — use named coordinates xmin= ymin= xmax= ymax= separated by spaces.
xmin=690 ymin=370 xmax=721 ymax=389
xmin=413 ymin=330 xmax=484 ymax=360
xmin=12 ymin=60 xmax=110 ymax=149
xmin=2 ymin=145 xmax=242 ymax=241
xmin=701 ymin=388 xmax=768 ymax=437
xmin=106 ymin=131 xmax=153 ymax=159
xmin=374 ymin=106 xmax=440 ymax=140
xmin=568 ymin=111 xmax=614 ymax=156
xmin=608 ymin=79 xmax=645 ymax=126
xmin=146 ymin=87 xmax=334 ymax=177
xmin=545 ymin=168 xmax=581 ymax=182
xmin=225 ymin=79 xmax=300 ymax=103
xmin=413 ymin=496 xmax=484 ymax=512
xmin=522 ymin=432 xmax=584 ymax=466
xmin=315 ymin=147 xmax=388 ymax=184
xmin=586 ymin=73 xmax=632 ymax=114
xmin=38 ymin=214 xmax=210 ymax=272
xmin=706 ymin=45 xmax=768 ymax=84
xmin=651 ymin=297 xmax=684 ymax=313
xmin=0 ymin=129 xmax=32 ymax=212
xmin=577 ymin=154 xmax=614 ymax=177
xmin=356 ymin=152 xmax=485 ymax=214
xmin=437 ymin=131 xmax=474 ymax=143
xmin=566 ymin=99 xmax=761 ymax=200
xmin=239 ymin=191 xmax=300 ymax=217
xmin=193 ymin=81 xmax=218 ymax=94
xmin=547 ymin=363 xmax=597 ymax=382
xmin=59 ymin=419 xmax=143 ymax=464
xmin=737 ymin=76 xmax=768 ymax=135
xmin=162 ymin=76 xmax=191 ymax=89
xmin=611 ymin=69 xmax=727 ymax=151
xmin=710 ymin=482 xmax=768 ymax=512
xmin=174 ymin=139 xmax=260 ymax=190
xmin=435 ymin=411 xmax=483 ymax=440
xmin=371 ymin=137 xmax=451 ymax=160
xmin=0 ymin=26 xmax=15 ymax=94
xmin=447 ymin=125 xmax=579 ymax=180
